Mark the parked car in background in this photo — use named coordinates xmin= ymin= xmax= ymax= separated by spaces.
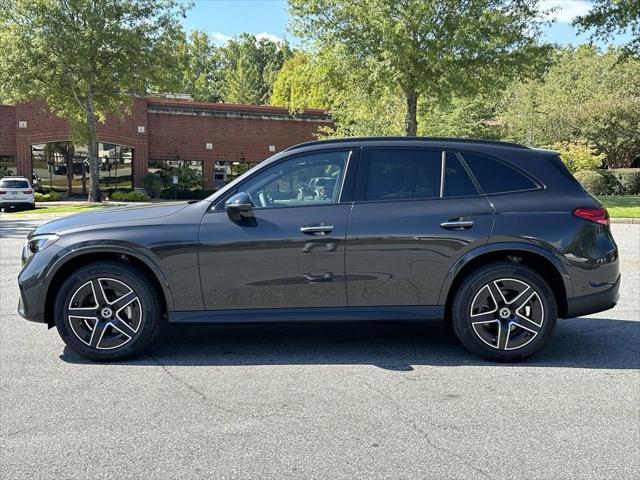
xmin=297 ymin=176 xmax=338 ymax=201
xmin=17 ymin=138 xmax=619 ymax=362
xmin=0 ymin=176 xmax=35 ymax=210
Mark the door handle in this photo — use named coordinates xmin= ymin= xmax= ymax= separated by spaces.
xmin=440 ymin=220 xmax=474 ymax=230
xmin=300 ymin=225 xmax=334 ymax=235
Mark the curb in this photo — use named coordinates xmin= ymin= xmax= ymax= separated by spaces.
xmin=610 ymin=218 xmax=639 ymax=224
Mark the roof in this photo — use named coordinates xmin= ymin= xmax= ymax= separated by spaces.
xmin=285 ymin=136 xmax=529 ymax=152
xmin=146 ymin=97 xmax=328 ymax=118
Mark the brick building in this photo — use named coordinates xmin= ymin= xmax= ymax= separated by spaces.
xmin=0 ymin=97 xmax=331 ymax=194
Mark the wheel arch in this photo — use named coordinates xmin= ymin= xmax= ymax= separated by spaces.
xmin=43 ymin=246 xmax=174 ymax=327
xmin=439 ymin=243 xmax=572 ymax=320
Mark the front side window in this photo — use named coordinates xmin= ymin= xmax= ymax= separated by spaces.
xmin=241 ymin=150 xmax=350 ymax=208
xmin=365 ymin=149 xmax=441 ymax=201
xmin=462 ymin=153 xmax=538 ymax=194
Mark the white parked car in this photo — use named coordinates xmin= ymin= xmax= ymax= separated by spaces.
xmin=0 ymin=176 xmax=35 ymax=210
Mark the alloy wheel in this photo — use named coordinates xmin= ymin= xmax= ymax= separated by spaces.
xmin=469 ymin=278 xmax=544 ymax=351
xmin=67 ymin=278 xmax=143 ymax=350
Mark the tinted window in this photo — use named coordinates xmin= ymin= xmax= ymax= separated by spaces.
xmin=444 ymin=153 xmax=477 ymax=197
xmin=0 ymin=179 xmax=29 ymax=188
xmin=241 ymin=150 xmax=349 ymax=208
xmin=463 ymin=153 xmax=537 ymax=194
xmin=365 ymin=149 xmax=441 ymax=201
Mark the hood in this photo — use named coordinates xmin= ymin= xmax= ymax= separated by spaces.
xmin=30 ymin=202 xmax=191 ymax=237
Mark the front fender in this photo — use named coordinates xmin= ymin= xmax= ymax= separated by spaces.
xmin=436 ymin=241 xmax=573 ymax=305
xmin=44 ymin=241 xmax=175 ymax=312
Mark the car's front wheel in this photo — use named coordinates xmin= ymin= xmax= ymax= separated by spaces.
xmin=451 ymin=262 xmax=557 ymax=361
xmin=54 ymin=261 xmax=162 ymax=361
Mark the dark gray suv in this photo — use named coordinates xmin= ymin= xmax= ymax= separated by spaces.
xmin=17 ymin=138 xmax=620 ymax=362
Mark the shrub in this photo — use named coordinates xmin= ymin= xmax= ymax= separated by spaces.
xmin=157 ymin=164 xmax=203 ymax=192
xmin=552 ymin=142 xmax=604 ymax=173
xmin=609 ymin=168 xmax=640 ymax=195
xmin=110 ymin=190 xmax=150 ymax=202
xmin=34 ymin=190 xmax=60 ymax=202
xmin=142 ymin=172 xmax=164 ymax=198
xmin=574 ymin=170 xmax=607 ymax=195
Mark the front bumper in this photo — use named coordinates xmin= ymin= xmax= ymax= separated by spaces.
xmin=566 ymin=274 xmax=620 ymax=318
xmin=17 ymin=244 xmax=67 ymax=325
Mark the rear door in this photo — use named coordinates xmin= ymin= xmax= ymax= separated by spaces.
xmin=346 ymin=147 xmax=494 ymax=306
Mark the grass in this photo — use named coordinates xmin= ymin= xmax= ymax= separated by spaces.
xmin=2 ymin=204 xmax=112 ymax=216
xmin=596 ymin=195 xmax=640 ymax=219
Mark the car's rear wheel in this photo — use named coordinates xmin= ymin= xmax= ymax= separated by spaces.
xmin=54 ymin=261 xmax=162 ymax=361
xmin=451 ymin=262 xmax=557 ymax=361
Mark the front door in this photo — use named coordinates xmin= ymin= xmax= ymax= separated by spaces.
xmin=346 ymin=147 xmax=494 ymax=306
xmin=198 ymin=149 xmax=356 ymax=310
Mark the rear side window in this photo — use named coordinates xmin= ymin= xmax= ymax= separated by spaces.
xmin=462 ymin=153 xmax=537 ymax=194
xmin=0 ymin=179 xmax=29 ymax=188
xmin=444 ymin=153 xmax=477 ymax=197
xmin=365 ymin=149 xmax=441 ymax=201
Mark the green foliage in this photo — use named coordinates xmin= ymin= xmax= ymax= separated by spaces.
xmin=418 ymin=95 xmax=501 ymax=139
xmin=0 ymin=0 xmax=187 ymax=201
xmin=574 ymin=170 xmax=608 ymax=195
xmin=110 ymin=191 xmax=150 ymax=202
xmin=499 ymin=46 xmax=640 ymax=168
xmin=142 ymin=172 xmax=164 ymax=198
xmin=271 ymin=52 xmax=328 ymax=111
xmin=551 ymin=142 xmax=605 ymax=173
xmin=147 ymin=164 xmax=204 ymax=193
xmin=221 ymin=33 xmax=292 ymax=104
xmin=177 ymin=30 xmax=224 ymax=102
xmin=600 ymin=169 xmax=640 ymax=195
xmin=574 ymin=0 xmax=640 ymax=57
xmin=289 ymin=0 xmax=549 ymax=135
xmin=34 ymin=190 xmax=60 ymax=202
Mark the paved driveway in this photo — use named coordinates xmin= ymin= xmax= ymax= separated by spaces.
xmin=1 ymin=218 xmax=638 ymax=479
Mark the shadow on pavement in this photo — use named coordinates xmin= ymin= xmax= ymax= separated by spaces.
xmin=0 ymin=219 xmax=42 ymax=239
xmin=60 ymin=316 xmax=640 ymax=370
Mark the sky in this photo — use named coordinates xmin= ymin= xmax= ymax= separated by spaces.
xmin=181 ymin=0 xmax=630 ymax=48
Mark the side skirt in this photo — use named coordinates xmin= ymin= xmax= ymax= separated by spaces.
xmin=168 ymin=306 xmax=445 ymax=324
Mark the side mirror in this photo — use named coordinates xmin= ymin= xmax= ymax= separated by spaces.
xmin=225 ymin=192 xmax=253 ymax=217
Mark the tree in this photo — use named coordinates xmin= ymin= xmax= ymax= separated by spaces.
xmin=499 ymin=46 xmax=640 ymax=167
xmin=0 ymin=0 xmax=186 ymax=202
xmin=271 ymin=51 xmax=335 ymax=111
xmin=221 ymin=33 xmax=292 ymax=104
xmin=574 ymin=0 xmax=640 ymax=57
xmin=289 ymin=0 xmax=549 ymax=136
xmin=178 ymin=30 xmax=224 ymax=102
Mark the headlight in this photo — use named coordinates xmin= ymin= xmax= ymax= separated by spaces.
xmin=23 ymin=234 xmax=59 ymax=259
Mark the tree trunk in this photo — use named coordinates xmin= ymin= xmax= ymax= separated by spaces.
xmin=404 ymin=89 xmax=418 ymax=136
xmin=85 ymin=87 xmax=101 ymax=202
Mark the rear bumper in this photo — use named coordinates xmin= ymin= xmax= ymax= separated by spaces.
xmin=566 ymin=274 xmax=620 ymax=318
xmin=1 ymin=198 xmax=34 ymax=206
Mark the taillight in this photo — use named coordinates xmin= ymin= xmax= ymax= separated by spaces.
xmin=0 ymin=190 xmax=6 ymax=195
xmin=23 ymin=189 xmax=33 ymax=194
xmin=573 ymin=207 xmax=609 ymax=226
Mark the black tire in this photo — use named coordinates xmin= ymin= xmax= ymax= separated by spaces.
xmin=54 ymin=261 xmax=162 ymax=361
xmin=29 ymin=203 xmax=35 ymax=210
xmin=451 ymin=262 xmax=557 ymax=362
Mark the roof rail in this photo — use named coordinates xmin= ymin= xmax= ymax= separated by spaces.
xmin=285 ymin=136 xmax=529 ymax=151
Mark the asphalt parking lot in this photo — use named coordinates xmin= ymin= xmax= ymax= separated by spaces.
xmin=1 ymin=218 xmax=638 ymax=479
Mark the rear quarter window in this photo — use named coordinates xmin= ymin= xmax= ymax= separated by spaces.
xmin=462 ymin=153 xmax=538 ymax=194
